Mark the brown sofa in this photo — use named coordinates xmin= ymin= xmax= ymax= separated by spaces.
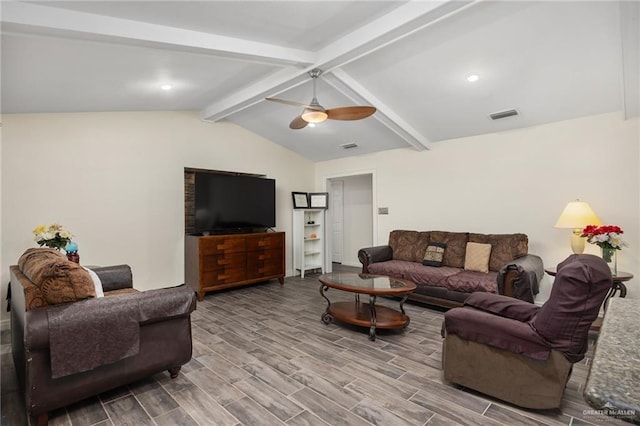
xmin=358 ymin=230 xmax=543 ymax=308
xmin=9 ymin=249 xmax=196 ymax=425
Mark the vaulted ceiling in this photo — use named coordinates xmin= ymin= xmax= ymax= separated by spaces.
xmin=2 ymin=1 xmax=638 ymax=161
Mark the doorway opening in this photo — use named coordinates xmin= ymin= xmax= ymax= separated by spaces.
xmin=325 ymin=172 xmax=375 ymax=273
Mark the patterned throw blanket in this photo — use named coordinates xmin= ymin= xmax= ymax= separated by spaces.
xmin=18 ymin=248 xmax=96 ymax=305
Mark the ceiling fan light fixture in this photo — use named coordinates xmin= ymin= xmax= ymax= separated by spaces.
xmin=301 ymin=109 xmax=328 ymax=123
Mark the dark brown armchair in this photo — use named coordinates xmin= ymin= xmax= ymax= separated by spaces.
xmin=10 ymin=253 xmax=196 ymax=426
xmin=441 ymin=254 xmax=612 ymax=409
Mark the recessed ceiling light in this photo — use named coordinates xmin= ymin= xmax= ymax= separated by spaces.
xmin=308 ymin=123 xmax=316 ymax=128
xmin=466 ymin=74 xmax=479 ymax=82
xmin=160 ymin=84 xmax=172 ymax=91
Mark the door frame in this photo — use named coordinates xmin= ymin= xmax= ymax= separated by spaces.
xmin=322 ymin=169 xmax=377 ymax=273
xmin=330 ymin=179 xmax=344 ymax=264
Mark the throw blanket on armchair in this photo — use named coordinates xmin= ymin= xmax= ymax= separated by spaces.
xmin=47 ymin=295 xmax=139 ymax=378
xmin=497 ymin=255 xmax=544 ymax=303
xmin=47 ymin=285 xmax=194 ymax=378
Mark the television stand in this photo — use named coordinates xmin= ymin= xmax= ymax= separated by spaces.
xmin=184 ymin=231 xmax=285 ymax=301
xmin=196 ymin=227 xmax=273 ymax=236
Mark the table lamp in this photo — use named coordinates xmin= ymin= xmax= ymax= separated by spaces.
xmin=554 ymin=200 xmax=601 ymax=254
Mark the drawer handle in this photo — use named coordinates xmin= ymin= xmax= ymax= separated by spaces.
xmin=258 ymin=255 xmax=265 ymax=260
xmin=218 ymin=259 xmax=231 ymax=265
xmin=218 ymin=274 xmax=229 ymax=280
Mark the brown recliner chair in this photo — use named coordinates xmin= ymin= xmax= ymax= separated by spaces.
xmin=10 ymin=252 xmax=197 ymax=425
xmin=441 ymin=254 xmax=612 ymax=409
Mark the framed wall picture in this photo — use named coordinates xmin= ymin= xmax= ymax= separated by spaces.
xmin=309 ymin=192 xmax=328 ymax=209
xmin=292 ymin=192 xmax=309 ymax=209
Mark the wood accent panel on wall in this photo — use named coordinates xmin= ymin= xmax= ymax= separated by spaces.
xmin=184 ymin=170 xmax=195 ymax=235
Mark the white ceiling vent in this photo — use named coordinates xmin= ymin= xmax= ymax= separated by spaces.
xmin=489 ymin=109 xmax=519 ymax=120
xmin=340 ymin=143 xmax=358 ymax=149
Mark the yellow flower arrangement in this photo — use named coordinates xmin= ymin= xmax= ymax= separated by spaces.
xmin=33 ymin=223 xmax=73 ymax=251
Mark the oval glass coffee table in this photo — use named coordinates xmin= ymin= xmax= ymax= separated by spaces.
xmin=318 ymin=273 xmax=417 ymax=341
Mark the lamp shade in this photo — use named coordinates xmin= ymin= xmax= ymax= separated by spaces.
xmin=555 ymin=200 xmax=602 ymax=254
xmin=554 ymin=200 xmax=602 ymax=229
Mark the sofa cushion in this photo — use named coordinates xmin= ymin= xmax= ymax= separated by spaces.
xmin=367 ymin=260 xmax=459 ymax=287
xmin=430 ymin=231 xmax=469 ymax=268
xmin=464 ymin=242 xmax=492 ymax=273
xmin=389 ymin=230 xmax=430 ymax=262
xmin=446 ymin=270 xmax=498 ymax=293
xmin=423 ymin=242 xmax=446 ymax=267
xmin=18 ymin=248 xmax=96 ymax=306
xmin=105 ymin=288 xmax=139 ymax=297
xmin=368 ymin=260 xmax=498 ymax=294
xmin=469 ymin=233 xmax=529 ymax=272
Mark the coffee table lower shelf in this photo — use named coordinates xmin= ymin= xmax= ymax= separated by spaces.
xmin=322 ymin=301 xmax=410 ymax=340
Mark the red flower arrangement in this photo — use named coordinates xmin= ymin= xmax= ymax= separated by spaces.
xmin=581 ymin=225 xmax=626 ymax=250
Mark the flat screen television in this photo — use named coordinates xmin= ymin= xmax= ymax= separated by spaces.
xmin=194 ymin=172 xmax=276 ymax=234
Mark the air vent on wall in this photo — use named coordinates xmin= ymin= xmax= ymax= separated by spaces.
xmin=489 ymin=109 xmax=519 ymax=120
xmin=340 ymin=143 xmax=358 ymax=149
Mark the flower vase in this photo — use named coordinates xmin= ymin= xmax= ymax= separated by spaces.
xmin=601 ymin=247 xmax=617 ymax=276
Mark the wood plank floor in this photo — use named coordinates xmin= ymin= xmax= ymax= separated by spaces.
xmin=1 ymin=265 xmax=622 ymax=425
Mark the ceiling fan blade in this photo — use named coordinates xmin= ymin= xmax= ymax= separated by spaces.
xmin=266 ymin=97 xmax=324 ymax=111
xmin=289 ymin=115 xmax=308 ymax=130
xmin=326 ymin=106 xmax=377 ymax=121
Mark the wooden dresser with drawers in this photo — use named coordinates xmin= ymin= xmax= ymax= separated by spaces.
xmin=185 ymin=232 xmax=285 ymax=301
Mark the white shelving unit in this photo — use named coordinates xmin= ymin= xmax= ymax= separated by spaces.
xmin=293 ymin=209 xmax=325 ymax=278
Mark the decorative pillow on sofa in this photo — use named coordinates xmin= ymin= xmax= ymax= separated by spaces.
xmin=423 ymin=243 xmax=447 ymax=267
xmin=464 ymin=242 xmax=492 ymax=273
xmin=430 ymin=231 xmax=469 ymax=268
xmin=468 ymin=233 xmax=528 ymax=272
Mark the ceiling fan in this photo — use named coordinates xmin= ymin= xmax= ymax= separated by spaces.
xmin=266 ymin=69 xmax=376 ymax=130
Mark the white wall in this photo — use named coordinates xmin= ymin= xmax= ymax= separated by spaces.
xmin=316 ymin=112 xmax=640 ymax=302
xmin=2 ymin=110 xmax=637 ymax=310
xmin=1 ymin=111 xmax=316 ymax=315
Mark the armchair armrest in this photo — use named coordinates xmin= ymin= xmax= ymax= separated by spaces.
xmin=358 ymin=245 xmax=393 ymax=273
xmin=498 ymin=254 xmax=544 ymax=303
xmin=91 ymin=264 xmax=133 ymax=292
xmin=464 ymin=292 xmax=540 ymax=322
xmin=443 ymin=307 xmax=550 ymax=360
